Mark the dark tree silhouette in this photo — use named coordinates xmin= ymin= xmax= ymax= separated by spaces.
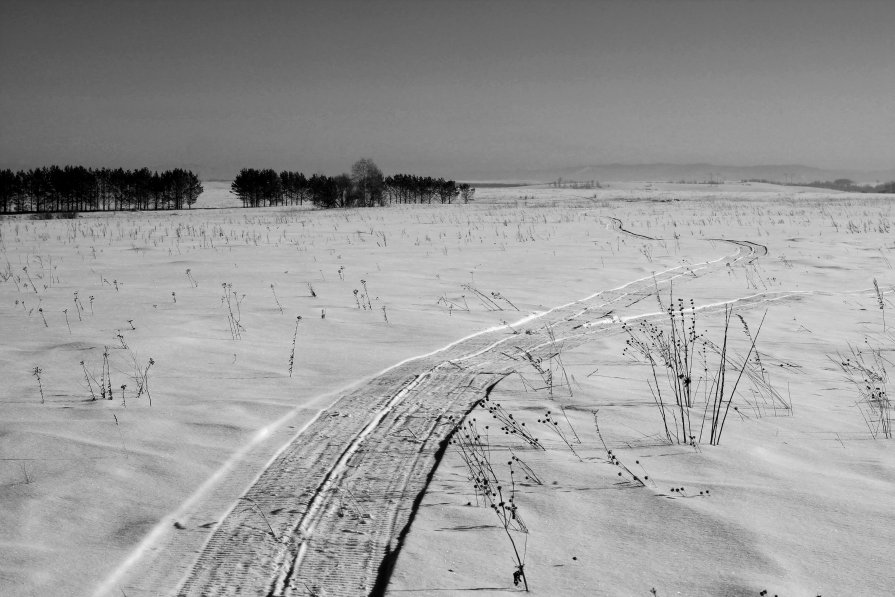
xmin=280 ymin=171 xmax=309 ymax=206
xmin=232 ymin=168 xmax=282 ymax=207
xmin=0 ymin=166 xmax=203 ymax=213
xmin=350 ymin=158 xmax=384 ymax=207
xmin=228 ymin=161 xmax=473 ymax=211
xmin=0 ymin=169 xmax=21 ymax=213
xmin=460 ymin=183 xmax=475 ymax=203
xmin=436 ymin=179 xmax=459 ymax=204
xmin=307 ymin=173 xmax=335 ymax=208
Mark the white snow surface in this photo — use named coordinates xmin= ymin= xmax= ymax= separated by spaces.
xmin=1 ymin=182 xmax=893 ymax=596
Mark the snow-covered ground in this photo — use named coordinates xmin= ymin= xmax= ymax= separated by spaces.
xmin=1 ymin=182 xmax=893 ymax=596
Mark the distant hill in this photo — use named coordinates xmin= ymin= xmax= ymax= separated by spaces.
xmin=480 ymin=163 xmax=895 ymax=185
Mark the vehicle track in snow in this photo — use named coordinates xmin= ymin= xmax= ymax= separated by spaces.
xmin=111 ymin=223 xmax=789 ymax=597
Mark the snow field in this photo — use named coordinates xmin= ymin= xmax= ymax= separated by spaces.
xmin=0 ymin=182 xmax=892 ymax=595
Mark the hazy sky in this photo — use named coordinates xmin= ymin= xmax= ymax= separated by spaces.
xmin=2 ymin=0 xmax=893 ymax=178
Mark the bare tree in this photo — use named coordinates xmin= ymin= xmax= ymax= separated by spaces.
xmin=350 ymin=158 xmax=383 ymax=207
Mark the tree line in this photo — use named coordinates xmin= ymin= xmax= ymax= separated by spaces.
xmin=551 ymin=178 xmax=601 ymax=189
xmin=0 ymin=159 xmax=475 ymax=214
xmin=231 ymin=159 xmax=474 ymax=208
xmin=793 ymin=179 xmax=895 ymax=193
xmin=745 ymin=178 xmax=895 ymax=193
xmin=0 ymin=166 xmax=203 ymax=213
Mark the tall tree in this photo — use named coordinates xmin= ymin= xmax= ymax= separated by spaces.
xmin=334 ymin=173 xmax=352 ymax=208
xmin=184 ymin=170 xmax=203 ymax=208
xmin=350 ymin=158 xmax=383 ymax=207
xmin=307 ymin=173 xmax=335 ymax=208
xmin=231 ymin=169 xmax=257 ymax=208
xmin=460 ymin=183 xmax=475 ymax=203
xmin=0 ymin=169 xmax=19 ymax=213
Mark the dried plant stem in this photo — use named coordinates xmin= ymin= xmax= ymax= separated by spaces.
xmin=288 ymin=316 xmax=301 ymax=377
xmin=708 ymin=308 xmax=766 ymax=445
xmin=833 ymin=341 xmax=892 ymax=439
xmin=101 ymin=347 xmax=112 ymax=400
xmin=81 ymin=360 xmax=97 ymax=401
xmin=271 ymin=284 xmax=284 ymax=314
xmin=113 ymin=414 xmax=129 ymax=458
xmin=873 ymin=278 xmax=885 ymax=332
xmin=33 ymin=366 xmax=44 ymax=403
xmin=241 ymin=497 xmax=279 ymax=541
xmin=450 ymin=416 xmax=529 ymax=591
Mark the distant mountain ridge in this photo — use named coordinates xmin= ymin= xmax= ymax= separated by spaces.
xmin=489 ymin=163 xmax=895 ymax=184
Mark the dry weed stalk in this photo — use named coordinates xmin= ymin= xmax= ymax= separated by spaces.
xmin=73 ymin=291 xmax=83 ymax=321
xmin=112 ymin=414 xmax=128 ymax=458
xmin=702 ymin=308 xmax=767 ymax=446
xmin=593 ymin=411 xmax=647 ymax=487
xmin=101 ymin=347 xmax=112 ymax=400
xmin=833 ymin=340 xmax=892 ymax=439
xmin=32 ymin=365 xmax=44 ymax=403
xmin=461 ymin=283 xmax=503 ymax=311
xmin=623 ymin=296 xmax=701 ymax=443
xmin=270 ymin=284 xmax=284 ymax=314
xmin=288 ymin=316 xmax=302 ymax=377
xmin=129 ymin=353 xmax=155 ymax=406
xmin=479 ymin=395 xmax=544 ymax=449
xmin=222 ymin=282 xmax=246 ymax=339
xmin=537 ymin=410 xmax=581 ymax=460
xmin=873 ymin=278 xmax=885 ymax=331
xmin=80 ymin=360 xmax=97 ymax=401
xmin=624 ymin=294 xmax=769 ymax=445
xmin=437 ymin=294 xmax=470 ymax=315
xmin=449 ymin=416 xmax=529 ymax=591
xmin=360 ymin=279 xmax=372 ymax=309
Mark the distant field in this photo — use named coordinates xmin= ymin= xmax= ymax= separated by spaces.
xmin=193 ymin=180 xmax=242 ymax=209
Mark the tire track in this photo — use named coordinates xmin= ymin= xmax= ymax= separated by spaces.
xmin=112 ymin=223 xmax=785 ymax=597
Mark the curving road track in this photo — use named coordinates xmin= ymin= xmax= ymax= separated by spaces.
xmin=109 ymin=220 xmax=791 ymax=597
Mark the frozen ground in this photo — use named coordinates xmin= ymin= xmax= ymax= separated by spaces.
xmin=1 ymin=182 xmax=893 ymax=596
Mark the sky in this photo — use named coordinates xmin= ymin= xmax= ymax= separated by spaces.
xmin=2 ymin=0 xmax=894 ymax=179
